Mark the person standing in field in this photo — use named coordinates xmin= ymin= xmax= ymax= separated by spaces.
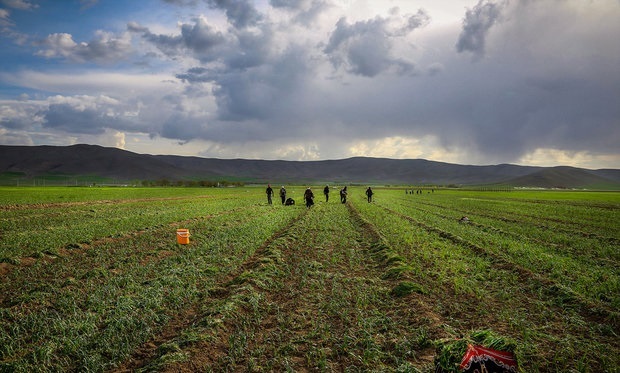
xmin=304 ymin=187 xmax=314 ymax=208
xmin=366 ymin=186 xmax=373 ymax=203
xmin=266 ymin=184 xmax=274 ymax=205
xmin=323 ymin=185 xmax=330 ymax=202
xmin=340 ymin=186 xmax=347 ymax=204
xmin=279 ymin=186 xmax=287 ymax=205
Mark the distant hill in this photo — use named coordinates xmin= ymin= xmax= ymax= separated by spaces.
xmin=506 ymin=167 xmax=620 ymax=189
xmin=0 ymin=144 xmax=186 ymax=181
xmin=1 ymin=144 xmax=619 ymax=189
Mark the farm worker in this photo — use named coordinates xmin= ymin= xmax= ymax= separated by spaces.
xmin=366 ymin=187 xmax=373 ymax=203
xmin=323 ymin=185 xmax=330 ymax=202
xmin=304 ymin=187 xmax=314 ymax=208
xmin=279 ymin=186 xmax=287 ymax=204
xmin=266 ymin=184 xmax=274 ymax=205
xmin=340 ymin=186 xmax=347 ymax=203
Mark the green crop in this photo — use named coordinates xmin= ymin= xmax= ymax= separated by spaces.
xmin=0 ymin=186 xmax=618 ymax=372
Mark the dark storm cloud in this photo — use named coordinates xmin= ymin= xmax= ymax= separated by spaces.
xmin=4 ymin=0 xmax=617 ymax=167
xmin=270 ymin=0 xmax=331 ymax=26
xmin=456 ymin=0 xmax=506 ymax=57
xmin=205 ymin=0 xmax=262 ymax=28
xmin=126 ymin=22 xmax=148 ymax=33
xmin=269 ymin=0 xmax=304 ymax=8
xmin=409 ymin=0 xmax=620 ymax=163
xmin=323 ymin=10 xmax=429 ymax=77
xmin=324 ymin=17 xmax=392 ymax=77
xmin=42 ymin=104 xmax=109 ymax=135
xmin=133 ymin=11 xmax=294 ymax=131
xmin=130 ymin=18 xmax=225 ymax=61
xmin=162 ymin=0 xmax=198 ymax=5
xmin=128 ymin=22 xmax=183 ymax=58
xmin=255 ymin=0 xmax=618 ymax=164
xmin=225 ymin=27 xmax=274 ymax=69
xmin=176 ymin=67 xmax=212 ymax=83
xmin=0 ymin=117 xmax=31 ymax=130
xmin=210 ymin=73 xmax=274 ymax=122
xmin=131 ymin=17 xmax=272 ymax=67
xmin=221 ymin=44 xmax=312 ymax=122
xmin=175 ymin=43 xmax=312 ymax=131
xmin=180 ymin=17 xmax=226 ymax=55
xmin=386 ymin=65 xmax=619 ymax=163
xmin=35 ymin=97 xmax=141 ymax=136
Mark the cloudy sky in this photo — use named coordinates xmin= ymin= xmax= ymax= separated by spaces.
xmin=1 ymin=0 xmax=619 ymax=168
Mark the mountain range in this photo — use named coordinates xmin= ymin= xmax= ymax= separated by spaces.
xmin=1 ymin=144 xmax=619 ymax=189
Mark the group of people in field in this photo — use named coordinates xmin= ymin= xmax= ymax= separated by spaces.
xmin=265 ymin=185 xmax=373 ymax=208
xmin=406 ymin=189 xmax=434 ymax=194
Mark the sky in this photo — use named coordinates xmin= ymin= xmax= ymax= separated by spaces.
xmin=0 ymin=0 xmax=619 ymax=169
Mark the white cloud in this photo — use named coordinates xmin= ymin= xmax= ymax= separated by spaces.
xmin=518 ymin=149 xmax=620 ymax=170
xmin=0 ymin=70 xmax=179 ymax=96
xmin=69 ymin=129 xmax=127 ymax=149
xmin=0 ymin=0 xmax=37 ymax=10
xmin=0 ymin=98 xmax=45 ymax=130
xmin=346 ymin=135 xmax=482 ymax=165
xmin=35 ymin=30 xmax=133 ymax=64
xmin=0 ymin=8 xmax=11 ymax=27
xmin=0 ymin=127 xmax=34 ymax=145
xmin=272 ymin=143 xmax=322 ymax=161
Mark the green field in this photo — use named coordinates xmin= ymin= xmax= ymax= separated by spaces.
xmin=1 ymin=187 xmax=618 ymax=372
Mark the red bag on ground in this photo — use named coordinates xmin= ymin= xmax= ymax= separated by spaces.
xmin=459 ymin=344 xmax=518 ymax=373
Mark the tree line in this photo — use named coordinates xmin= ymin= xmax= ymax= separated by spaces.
xmin=140 ymin=179 xmax=246 ymax=187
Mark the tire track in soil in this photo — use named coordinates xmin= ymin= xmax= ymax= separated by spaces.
xmin=110 ymin=208 xmax=309 ymax=372
xmin=378 ymin=204 xmax=619 ymax=332
xmin=133 ymin=202 xmax=449 ymax=372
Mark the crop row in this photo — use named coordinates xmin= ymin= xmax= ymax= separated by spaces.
xmin=0 ymin=187 xmax=219 ymax=206
xmin=351 ymin=189 xmax=619 ymax=371
xmin=0 ymin=189 xmax=301 ymax=372
xmin=1 ymin=187 xmax=618 ymax=372
xmin=0 ymin=191 xmax=247 ymax=261
xmin=410 ymin=191 xmax=619 ymax=239
xmin=385 ymin=191 xmax=619 ymax=309
xmin=409 ymin=198 xmax=619 ymax=264
xmin=116 ymin=198 xmax=444 ymax=372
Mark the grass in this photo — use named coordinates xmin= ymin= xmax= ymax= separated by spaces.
xmin=353 ymin=188 xmax=619 ymax=371
xmin=0 ymin=186 xmax=618 ymax=372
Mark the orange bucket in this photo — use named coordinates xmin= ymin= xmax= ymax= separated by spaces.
xmin=176 ymin=229 xmax=190 ymax=244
